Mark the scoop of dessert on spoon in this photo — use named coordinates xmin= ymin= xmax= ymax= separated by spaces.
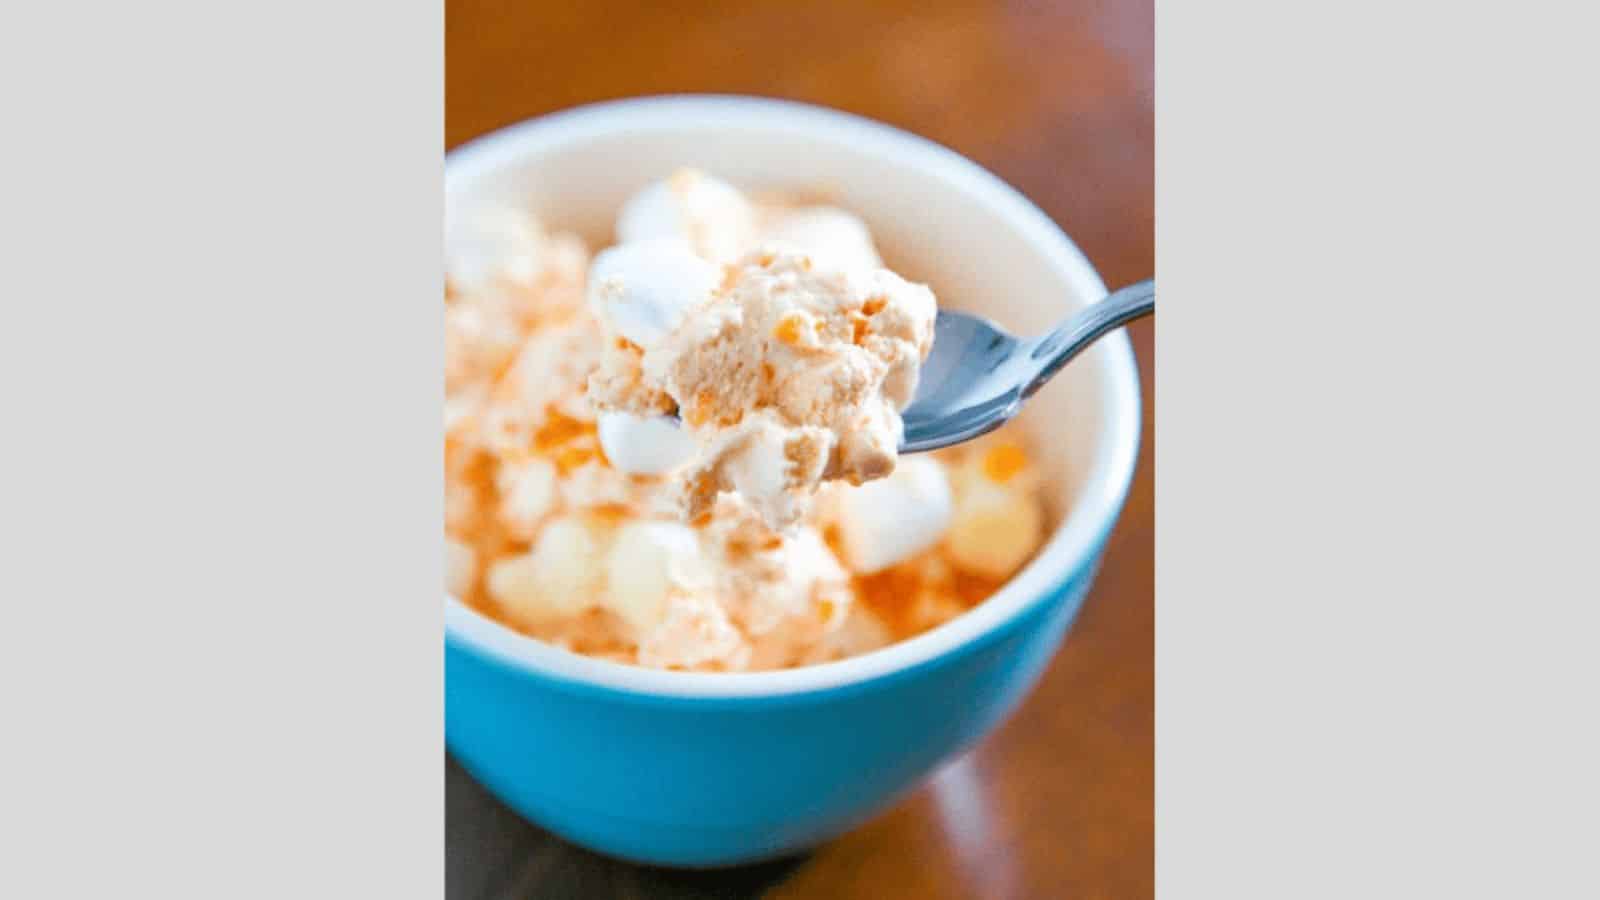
xmin=899 ymin=279 xmax=1154 ymax=453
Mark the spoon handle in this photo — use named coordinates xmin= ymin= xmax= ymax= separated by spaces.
xmin=1022 ymin=279 xmax=1154 ymax=398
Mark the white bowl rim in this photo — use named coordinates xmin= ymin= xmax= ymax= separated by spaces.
xmin=444 ymin=94 xmax=1142 ymax=699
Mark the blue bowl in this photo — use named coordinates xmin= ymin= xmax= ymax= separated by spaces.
xmin=445 ymin=96 xmax=1143 ymax=867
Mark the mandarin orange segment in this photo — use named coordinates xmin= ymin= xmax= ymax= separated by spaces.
xmin=981 ymin=443 xmax=1029 ymax=484
xmin=554 ymin=444 xmax=596 ymax=473
xmin=533 ymin=406 xmax=596 ymax=450
xmin=772 ymin=311 xmax=810 ymax=347
xmin=850 ymin=313 xmax=871 ymax=345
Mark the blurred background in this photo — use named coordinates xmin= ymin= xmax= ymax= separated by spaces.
xmin=447 ymin=1 xmax=1152 ymax=896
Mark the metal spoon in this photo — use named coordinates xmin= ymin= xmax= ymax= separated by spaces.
xmin=899 ymin=279 xmax=1154 ymax=453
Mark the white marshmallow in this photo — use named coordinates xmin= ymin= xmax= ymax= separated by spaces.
xmin=495 ymin=457 xmax=558 ymax=539
xmin=616 ymin=170 xmax=753 ymax=261
xmin=770 ymin=528 xmax=849 ymax=622
xmin=943 ymin=474 xmax=1043 ymax=579
xmin=444 ymin=385 xmax=487 ymax=443
xmin=597 ymin=412 xmax=697 ymax=475
xmin=446 ymin=208 xmax=544 ymax=292
xmin=604 ymin=521 xmax=710 ymax=637
xmin=724 ymin=421 xmax=791 ymax=498
xmin=487 ymin=515 xmax=611 ymax=623
xmin=760 ymin=207 xmax=883 ymax=274
xmin=587 ymin=239 xmax=719 ymax=349
xmin=444 ymin=478 xmax=481 ymax=536
xmin=484 ymin=553 xmax=540 ymax=617
xmin=700 ymin=415 xmax=817 ymax=530
xmin=835 ymin=456 xmax=954 ymax=574
xmin=444 ymin=538 xmax=476 ymax=597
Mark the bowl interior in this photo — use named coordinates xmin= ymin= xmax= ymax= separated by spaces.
xmin=445 ymin=96 xmax=1137 ymax=695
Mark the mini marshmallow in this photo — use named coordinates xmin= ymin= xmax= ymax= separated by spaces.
xmin=484 ymin=553 xmax=541 ymax=618
xmin=682 ymin=413 xmax=826 ymax=530
xmin=767 ymin=527 xmax=850 ymax=625
xmin=760 ymin=207 xmax=883 ymax=274
xmin=444 ymin=538 xmax=476 ymax=597
xmin=495 ymin=457 xmax=558 ymax=540
xmin=835 ymin=456 xmax=954 ymax=574
xmin=444 ymin=385 xmax=487 ymax=445
xmin=446 ymin=208 xmax=544 ymax=292
xmin=943 ymin=473 xmax=1044 ymax=579
xmin=444 ymin=478 xmax=481 ymax=537
xmin=587 ymin=239 xmax=719 ymax=349
xmin=597 ymin=412 xmax=697 ymax=475
xmin=719 ymin=418 xmax=795 ymax=502
xmin=604 ymin=520 xmax=710 ymax=637
xmin=616 ymin=170 xmax=754 ymax=261
xmin=487 ymin=515 xmax=611 ymax=624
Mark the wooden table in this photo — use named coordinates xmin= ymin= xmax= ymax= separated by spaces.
xmin=447 ymin=2 xmax=1152 ymax=896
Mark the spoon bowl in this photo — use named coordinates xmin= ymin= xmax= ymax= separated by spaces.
xmin=899 ymin=311 xmax=1029 ymax=452
xmin=900 ymin=279 xmax=1154 ymax=453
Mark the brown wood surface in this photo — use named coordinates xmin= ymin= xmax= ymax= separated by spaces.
xmin=446 ymin=2 xmax=1153 ymax=896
